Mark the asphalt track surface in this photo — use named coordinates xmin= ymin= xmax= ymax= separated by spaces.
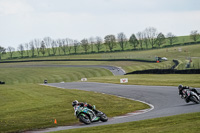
xmin=26 ymin=82 xmax=200 ymax=133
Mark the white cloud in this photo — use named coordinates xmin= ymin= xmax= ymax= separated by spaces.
xmin=0 ymin=0 xmax=33 ymax=15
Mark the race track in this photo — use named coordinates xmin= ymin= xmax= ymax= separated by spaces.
xmin=27 ymin=82 xmax=200 ymax=133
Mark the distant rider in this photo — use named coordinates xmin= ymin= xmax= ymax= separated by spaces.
xmin=178 ymin=84 xmax=200 ymax=102
xmin=72 ymin=100 xmax=99 ymax=114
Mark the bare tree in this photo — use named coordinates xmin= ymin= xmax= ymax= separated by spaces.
xmin=40 ymin=41 xmax=46 ymax=56
xmin=73 ymin=40 xmax=79 ymax=54
xmin=190 ymin=30 xmax=200 ymax=42
xmin=18 ymin=44 xmax=24 ymax=58
xmin=66 ymin=38 xmax=73 ymax=54
xmin=136 ymin=32 xmax=144 ymax=49
xmin=29 ymin=41 xmax=35 ymax=57
xmin=51 ymin=40 xmax=57 ymax=55
xmin=143 ymin=31 xmax=149 ymax=49
xmin=95 ymin=36 xmax=103 ymax=53
xmin=25 ymin=43 xmax=29 ymax=57
xmin=81 ymin=38 xmax=90 ymax=53
xmin=0 ymin=46 xmax=6 ymax=60
xmin=145 ymin=27 xmax=158 ymax=48
xmin=166 ymin=32 xmax=178 ymax=45
xmin=59 ymin=39 xmax=67 ymax=55
xmin=129 ymin=33 xmax=138 ymax=49
xmin=156 ymin=32 xmax=165 ymax=47
xmin=44 ymin=37 xmax=52 ymax=56
xmin=89 ymin=37 xmax=95 ymax=52
xmin=104 ymin=35 xmax=116 ymax=51
xmin=117 ymin=32 xmax=127 ymax=51
xmin=7 ymin=46 xmax=15 ymax=58
xmin=57 ymin=39 xmax=62 ymax=55
xmin=34 ymin=39 xmax=41 ymax=56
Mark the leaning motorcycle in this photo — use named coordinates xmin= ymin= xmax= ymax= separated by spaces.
xmin=182 ymin=89 xmax=200 ymax=104
xmin=73 ymin=105 xmax=108 ymax=124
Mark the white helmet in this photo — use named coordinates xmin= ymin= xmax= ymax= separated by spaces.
xmin=72 ymin=100 xmax=78 ymax=107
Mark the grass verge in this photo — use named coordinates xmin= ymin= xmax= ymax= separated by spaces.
xmin=88 ymin=74 xmax=200 ymax=88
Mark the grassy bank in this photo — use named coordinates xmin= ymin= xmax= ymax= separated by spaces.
xmin=0 ymin=84 xmax=149 ymax=132
xmin=0 ymin=67 xmax=112 ymax=84
xmin=54 ymin=112 xmax=200 ymax=133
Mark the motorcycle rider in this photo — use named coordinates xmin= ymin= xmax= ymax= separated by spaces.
xmin=178 ymin=84 xmax=200 ymax=102
xmin=72 ymin=100 xmax=100 ymax=114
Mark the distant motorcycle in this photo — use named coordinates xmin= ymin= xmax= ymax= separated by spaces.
xmin=181 ymin=89 xmax=200 ymax=104
xmin=73 ymin=105 xmax=108 ymax=124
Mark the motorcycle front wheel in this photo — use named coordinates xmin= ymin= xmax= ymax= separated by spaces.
xmin=100 ymin=114 xmax=108 ymax=122
xmin=79 ymin=114 xmax=91 ymax=124
xmin=190 ymin=96 xmax=200 ymax=104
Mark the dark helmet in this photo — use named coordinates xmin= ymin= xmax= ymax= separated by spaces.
xmin=72 ymin=100 xmax=78 ymax=107
xmin=178 ymin=84 xmax=183 ymax=90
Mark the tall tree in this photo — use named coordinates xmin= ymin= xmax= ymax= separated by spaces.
xmin=136 ymin=32 xmax=144 ymax=49
xmin=143 ymin=31 xmax=149 ymax=49
xmin=129 ymin=34 xmax=138 ymax=49
xmin=34 ymin=39 xmax=41 ymax=56
xmin=40 ymin=41 xmax=46 ymax=56
xmin=0 ymin=46 xmax=6 ymax=60
xmin=89 ymin=37 xmax=95 ymax=52
xmin=117 ymin=32 xmax=127 ymax=51
xmin=44 ymin=37 xmax=52 ymax=56
xmin=73 ymin=40 xmax=79 ymax=54
xmin=25 ymin=43 xmax=29 ymax=57
xmin=29 ymin=41 xmax=35 ymax=57
xmin=166 ymin=32 xmax=178 ymax=45
xmin=190 ymin=30 xmax=200 ymax=42
xmin=104 ymin=35 xmax=116 ymax=51
xmin=156 ymin=33 xmax=165 ymax=47
xmin=51 ymin=40 xmax=57 ymax=55
xmin=57 ymin=39 xmax=62 ymax=55
xmin=95 ymin=36 xmax=103 ymax=53
xmin=66 ymin=38 xmax=73 ymax=54
xmin=145 ymin=27 xmax=158 ymax=48
xmin=59 ymin=39 xmax=67 ymax=55
xmin=81 ymin=38 xmax=90 ymax=53
xmin=7 ymin=46 xmax=15 ymax=59
xmin=18 ymin=44 xmax=24 ymax=58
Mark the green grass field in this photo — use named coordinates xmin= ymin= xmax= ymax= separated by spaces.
xmin=0 ymin=66 xmax=112 ymax=84
xmin=0 ymin=84 xmax=149 ymax=132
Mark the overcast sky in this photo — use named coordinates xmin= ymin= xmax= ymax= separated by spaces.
xmin=0 ymin=0 xmax=200 ymax=49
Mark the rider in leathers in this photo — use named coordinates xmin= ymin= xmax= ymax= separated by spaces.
xmin=72 ymin=100 xmax=99 ymax=114
xmin=178 ymin=84 xmax=200 ymax=102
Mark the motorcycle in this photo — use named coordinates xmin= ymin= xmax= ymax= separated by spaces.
xmin=182 ymin=89 xmax=200 ymax=104
xmin=73 ymin=105 xmax=108 ymax=124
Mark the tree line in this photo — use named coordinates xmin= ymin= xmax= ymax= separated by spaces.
xmin=0 ymin=27 xmax=200 ymax=60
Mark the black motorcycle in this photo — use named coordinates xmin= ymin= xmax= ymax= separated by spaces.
xmin=182 ymin=89 xmax=200 ymax=104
